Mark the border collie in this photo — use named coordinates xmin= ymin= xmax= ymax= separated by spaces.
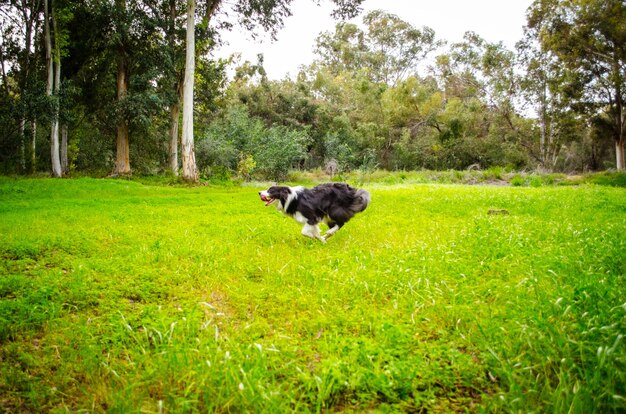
xmin=259 ymin=183 xmax=370 ymax=243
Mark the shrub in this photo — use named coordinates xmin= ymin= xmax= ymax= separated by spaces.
xmin=252 ymin=126 xmax=309 ymax=181
xmin=324 ymin=132 xmax=356 ymax=172
xmin=197 ymin=106 xmax=308 ymax=181
xmin=510 ymin=175 xmax=525 ymax=186
xmin=237 ymin=154 xmax=256 ymax=181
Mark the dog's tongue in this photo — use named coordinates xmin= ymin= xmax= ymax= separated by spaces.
xmin=260 ymin=194 xmax=274 ymax=206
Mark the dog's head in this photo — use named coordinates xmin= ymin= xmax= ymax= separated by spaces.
xmin=258 ymin=186 xmax=291 ymax=211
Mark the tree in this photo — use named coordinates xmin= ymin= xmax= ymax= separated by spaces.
xmin=1 ymin=0 xmax=43 ymax=173
xmin=431 ymin=33 xmax=531 ymax=167
xmin=166 ymin=0 xmax=184 ymax=176
xmin=308 ymin=10 xmax=442 ymax=168
xmin=363 ymin=10 xmax=441 ymax=86
xmin=313 ymin=22 xmax=367 ymax=76
xmin=527 ymin=0 xmax=626 ymax=170
xmin=113 ymin=0 xmax=130 ymax=176
xmin=313 ymin=10 xmax=441 ymax=85
xmin=180 ymin=0 xmax=197 ymax=181
xmin=178 ymin=0 xmax=366 ymax=182
xmin=518 ymin=32 xmax=585 ymax=170
xmin=44 ymin=0 xmax=61 ymax=177
xmin=86 ymin=0 xmax=173 ymax=176
xmin=163 ymin=0 xmax=218 ymax=177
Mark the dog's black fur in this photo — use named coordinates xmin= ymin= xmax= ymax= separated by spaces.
xmin=259 ymin=183 xmax=370 ymax=242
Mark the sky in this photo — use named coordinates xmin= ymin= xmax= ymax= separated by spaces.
xmin=212 ymin=0 xmax=534 ymax=80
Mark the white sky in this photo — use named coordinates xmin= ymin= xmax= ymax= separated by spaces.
xmin=213 ymin=0 xmax=534 ymax=80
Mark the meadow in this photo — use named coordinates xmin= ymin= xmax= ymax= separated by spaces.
xmin=0 ymin=176 xmax=624 ymax=413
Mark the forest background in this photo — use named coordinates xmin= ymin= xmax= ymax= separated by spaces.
xmin=1 ymin=0 xmax=625 ymax=181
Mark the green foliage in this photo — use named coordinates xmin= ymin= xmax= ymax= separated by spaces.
xmin=237 ymin=154 xmax=256 ymax=181
xmin=526 ymin=0 xmax=626 ymax=169
xmin=314 ymin=10 xmax=441 ymax=86
xmin=0 ymin=1 xmax=621 ymax=176
xmin=323 ymin=132 xmax=356 ymax=171
xmin=253 ymin=126 xmax=309 ymax=181
xmin=197 ymin=106 xmax=262 ymax=173
xmin=579 ymin=171 xmax=626 ymax=187
xmin=198 ymin=106 xmax=308 ymax=181
xmin=0 ymin=178 xmax=624 ymax=412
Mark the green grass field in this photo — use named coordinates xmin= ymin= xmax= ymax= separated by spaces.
xmin=0 ymin=177 xmax=624 ymax=413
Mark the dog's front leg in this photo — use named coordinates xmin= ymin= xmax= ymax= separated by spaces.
xmin=322 ymin=225 xmax=340 ymax=241
xmin=302 ymin=224 xmax=325 ymax=243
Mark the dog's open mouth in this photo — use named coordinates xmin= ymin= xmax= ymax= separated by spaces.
xmin=260 ymin=194 xmax=275 ymax=206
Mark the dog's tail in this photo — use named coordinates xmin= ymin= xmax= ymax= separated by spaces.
xmin=353 ymin=188 xmax=371 ymax=213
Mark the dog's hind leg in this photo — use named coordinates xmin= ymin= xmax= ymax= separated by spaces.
xmin=302 ymin=224 xmax=325 ymax=243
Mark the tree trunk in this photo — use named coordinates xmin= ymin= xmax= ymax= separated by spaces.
xmin=18 ymin=3 xmax=36 ymax=174
xmin=167 ymin=0 xmax=181 ymax=176
xmin=31 ymin=119 xmax=37 ymax=173
xmin=181 ymin=0 xmax=198 ymax=182
xmin=20 ymin=119 xmax=26 ymax=173
xmin=51 ymin=8 xmax=62 ymax=177
xmin=616 ymin=138 xmax=625 ymax=171
xmin=114 ymin=0 xmax=130 ymax=176
xmin=45 ymin=0 xmax=61 ymax=177
xmin=0 ymin=44 xmax=8 ymax=96
xmin=613 ymin=56 xmax=625 ymax=171
xmin=28 ymin=10 xmax=40 ymax=174
xmin=61 ymin=123 xmax=68 ymax=174
xmin=115 ymin=58 xmax=130 ymax=175
xmin=615 ymin=105 xmax=625 ymax=172
xmin=169 ymin=100 xmax=180 ymax=175
xmin=539 ymin=80 xmax=547 ymax=168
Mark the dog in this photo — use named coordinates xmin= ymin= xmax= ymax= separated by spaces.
xmin=259 ymin=183 xmax=370 ymax=243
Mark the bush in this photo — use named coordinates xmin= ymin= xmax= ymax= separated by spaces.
xmin=252 ymin=126 xmax=309 ymax=181
xmin=197 ymin=106 xmax=308 ymax=181
xmin=196 ymin=135 xmax=238 ymax=172
xmin=237 ymin=154 xmax=256 ymax=181
xmin=197 ymin=106 xmax=264 ymax=176
xmin=324 ymin=132 xmax=356 ymax=172
xmin=510 ymin=175 xmax=525 ymax=186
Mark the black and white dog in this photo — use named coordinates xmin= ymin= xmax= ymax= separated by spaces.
xmin=259 ymin=183 xmax=370 ymax=242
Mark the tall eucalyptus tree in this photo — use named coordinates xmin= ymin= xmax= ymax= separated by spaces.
xmin=178 ymin=0 xmax=366 ymax=182
xmin=527 ymin=0 xmax=626 ymax=170
xmin=43 ymin=0 xmax=62 ymax=176
xmin=1 ymin=0 xmax=42 ymax=172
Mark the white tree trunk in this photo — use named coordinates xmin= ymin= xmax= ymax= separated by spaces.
xmin=51 ymin=34 xmax=62 ymax=177
xmin=616 ymin=138 xmax=625 ymax=171
xmin=612 ymin=56 xmax=625 ymax=171
xmin=181 ymin=0 xmax=198 ymax=182
xmin=44 ymin=0 xmax=61 ymax=177
xmin=0 ymin=45 xmax=8 ymax=96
